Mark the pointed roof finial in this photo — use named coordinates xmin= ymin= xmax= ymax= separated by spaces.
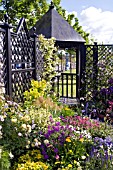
xmin=49 ymin=1 xmax=54 ymax=9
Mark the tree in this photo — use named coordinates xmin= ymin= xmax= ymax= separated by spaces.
xmin=0 ymin=0 xmax=49 ymax=27
xmin=0 ymin=0 xmax=91 ymax=43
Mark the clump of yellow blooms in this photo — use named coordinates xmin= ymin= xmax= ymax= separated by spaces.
xmin=13 ymin=149 xmax=48 ymax=170
xmin=24 ymin=79 xmax=49 ymax=103
xmin=16 ymin=161 xmax=48 ymax=170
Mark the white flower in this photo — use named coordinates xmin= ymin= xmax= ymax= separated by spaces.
xmin=11 ymin=118 xmax=17 ymax=123
xmin=76 ymin=131 xmax=80 ymax=134
xmin=18 ymin=132 xmax=22 ymax=136
xmin=27 ymin=125 xmax=31 ymax=133
xmin=0 ymin=148 xmax=2 ymax=153
xmin=0 ymin=115 xmax=4 ymax=122
xmin=0 ymin=148 xmax=2 ymax=159
xmin=81 ymin=155 xmax=86 ymax=160
xmin=9 ymin=152 xmax=14 ymax=159
xmin=26 ymin=145 xmax=30 ymax=149
xmin=77 ymin=167 xmax=82 ymax=170
xmin=27 ymin=140 xmax=31 ymax=144
xmin=32 ymin=124 xmax=36 ymax=129
xmin=34 ymin=138 xmax=38 ymax=142
xmin=21 ymin=124 xmax=27 ymax=129
xmin=69 ymin=125 xmax=75 ymax=131
xmin=35 ymin=142 xmax=39 ymax=147
xmin=100 ymin=145 xmax=103 ymax=149
xmin=44 ymin=139 xmax=49 ymax=145
xmin=76 ymin=162 xmax=80 ymax=166
xmin=0 ymin=125 xmax=2 ymax=130
xmin=0 ymin=131 xmax=2 ymax=136
xmin=38 ymin=142 xmax=41 ymax=146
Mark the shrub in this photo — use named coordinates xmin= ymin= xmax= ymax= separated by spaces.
xmin=24 ymin=79 xmax=50 ymax=108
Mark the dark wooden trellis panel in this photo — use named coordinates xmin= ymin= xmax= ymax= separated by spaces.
xmin=0 ymin=17 xmax=44 ymax=102
xmin=0 ymin=28 xmax=7 ymax=94
xmin=85 ymin=43 xmax=113 ymax=100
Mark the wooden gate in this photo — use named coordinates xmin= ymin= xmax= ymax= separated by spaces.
xmin=55 ymin=72 xmax=76 ymax=98
xmin=53 ymin=45 xmax=86 ymax=101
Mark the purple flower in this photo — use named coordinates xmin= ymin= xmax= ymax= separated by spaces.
xmin=55 ymin=122 xmax=60 ymax=126
xmin=108 ymin=78 xmax=113 ymax=85
xmin=53 ymin=126 xmax=60 ymax=132
xmin=54 ymin=148 xmax=59 ymax=153
xmin=44 ymin=154 xmax=49 ymax=160
xmin=100 ymin=88 xmax=107 ymax=95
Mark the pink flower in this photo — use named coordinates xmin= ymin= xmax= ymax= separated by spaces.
xmin=55 ymin=154 xmax=59 ymax=160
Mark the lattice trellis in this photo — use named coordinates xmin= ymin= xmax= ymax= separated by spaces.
xmin=0 ymin=17 xmax=44 ymax=102
xmin=11 ymin=21 xmax=35 ymax=102
xmin=85 ymin=45 xmax=94 ymax=99
xmin=0 ymin=29 xmax=7 ymax=94
xmin=85 ymin=44 xmax=113 ymax=100
xmin=12 ymin=71 xmax=34 ymax=102
xmin=97 ymin=45 xmax=113 ymax=89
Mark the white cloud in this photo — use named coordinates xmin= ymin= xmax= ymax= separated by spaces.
xmin=79 ymin=6 xmax=113 ymax=43
xmin=65 ymin=11 xmax=77 ymax=18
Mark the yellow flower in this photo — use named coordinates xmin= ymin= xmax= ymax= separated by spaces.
xmin=55 ymin=161 xmax=60 ymax=164
xmin=64 ymin=107 xmax=70 ymax=111
xmin=69 ymin=150 xmax=73 ymax=154
xmin=65 ymin=137 xmax=71 ymax=142
xmin=68 ymin=164 xmax=72 ymax=168
xmin=79 ymin=138 xmax=84 ymax=142
xmin=74 ymin=160 xmax=77 ymax=164
xmin=37 ymin=153 xmax=42 ymax=159
xmin=61 ymin=161 xmax=65 ymax=164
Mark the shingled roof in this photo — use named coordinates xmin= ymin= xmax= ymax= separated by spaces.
xmin=29 ymin=3 xmax=85 ymax=44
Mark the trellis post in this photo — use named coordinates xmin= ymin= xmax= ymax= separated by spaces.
xmin=2 ymin=14 xmax=12 ymax=98
xmin=32 ymin=29 xmax=38 ymax=81
xmin=79 ymin=43 xmax=86 ymax=99
xmin=93 ymin=42 xmax=98 ymax=92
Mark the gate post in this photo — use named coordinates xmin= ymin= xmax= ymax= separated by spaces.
xmin=80 ymin=43 xmax=86 ymax=99
xmin=32 ymin=31 xmax=38 ymax=81
xmin=1 ymin=14 xmax=12 ymax=98
xmin=76 ymin=47 xmax=79 ymax=99
xmin=93 ymin=42 xmax=98 ymax=92
xmin=76 ymin=43 xmax=86 ymax=100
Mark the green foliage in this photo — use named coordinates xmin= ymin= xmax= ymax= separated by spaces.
xmin=73 ymin=17 xmax=90 ymax=44
xmin=38 ymin=35 xmax=58 ymax=82
xmin=0 ymin=147 xmax=11 ymax=170
xmin=61 ymin=106 xmax=75 ymax=117
xmin=0 ymin=0 xmax=49 ymax=27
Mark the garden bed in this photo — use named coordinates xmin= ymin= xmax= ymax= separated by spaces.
xmin=0 ymin=80 xmax=113 ymax=170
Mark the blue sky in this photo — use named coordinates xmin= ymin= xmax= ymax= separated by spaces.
xmin=56 ymin=0 xmax=113 ymax=43
xmin=60 ymin=0 xmax=113 ymax=14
